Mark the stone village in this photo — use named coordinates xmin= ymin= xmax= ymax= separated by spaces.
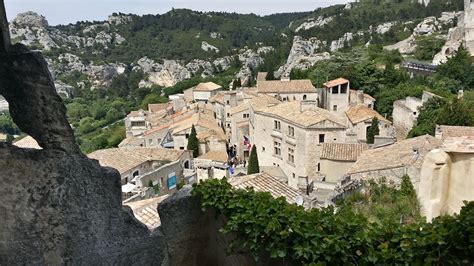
xmin=14 ymin=73 xmax=474 ymax=228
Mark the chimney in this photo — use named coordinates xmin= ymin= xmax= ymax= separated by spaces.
xmin=357 ymin=90 xmax=364 ymax=104
xmin=300 ymin=100 xmax=318 ymax=112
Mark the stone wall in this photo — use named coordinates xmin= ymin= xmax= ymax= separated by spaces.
xmin=0 ymin=9 xmax=269 ymax=263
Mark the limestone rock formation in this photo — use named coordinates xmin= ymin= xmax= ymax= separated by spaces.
xmin=108 ymin=14 xmax=132 ymax=26
xmin=295 ymin=16 xmax=334 ymax=32
xmin=135 ymin=57 xmax=192 ymax=87
xmin=276 ymin=36 xmax=330 ymax=78
xmin=9 ymin=11 xmax=58 ymax=50
xmin=330 ymin=32 xmax=354 ymax=52
xmin=201 ymin=41 xmax=220 ymax=53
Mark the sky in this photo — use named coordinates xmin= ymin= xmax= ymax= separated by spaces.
xmin=5 ymin=0 xmax=351 ymax=25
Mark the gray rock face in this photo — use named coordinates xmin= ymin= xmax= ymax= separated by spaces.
xmin=11 ymin=11 xmax=48 ymax=28
xmin=413 ymin=17 xmax=439 ymax=36
xmin=295 ymin=16 xmax=334 ymax=32
xmin=108 ymin=14 xmax=132 ymax=26
xmin=276 ymin=36 xmax=330 ymax=78
xmin=10 ymin=12 xmax=58 ymax=50
xmin=330 ymin=32 xmax=353 ymax=52
xmin=201 ymin=41 xmax=220 ymax=53
xmin=135 ymin=57 xmax=192 ymax=87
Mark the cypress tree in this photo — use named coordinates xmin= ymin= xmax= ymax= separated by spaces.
xmin=247 ymin=145 xmax=260 ymax=175
xmin=187 ymin=124 xmax=200 ymax=158
xmin=366 ymin=117 xmax=380 ymax=144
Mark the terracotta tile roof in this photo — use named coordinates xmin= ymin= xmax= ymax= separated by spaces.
xmin=256 ymin=101 xmax=347 ymax=128
xmin=437 ymin=125 xmax=474 ymax=139
xmin=124 ymin=195 xmax=169 ymax=229
xmin=148 ymin=103 xmax=171 ymax=113
xmin=324 ymin=77 xmax=349 ymax=88
xmin=441 ymin=136 xmax=474 ymax=153
xmin=345 ymin=105 xmax=390 ymax=124
xmin=320 ymin=143 xmax=369 ymax=161
xmin=88 ymin=147 xmax=185 ymax=174
xmin=229 ymin=173 xmax=302 ymax=204
xmin=257 ymin=79 xmax=317 ymax=93
xmin=209 ymin=93 xmax=225 ymax=104
xmin=350 ymin=89 xmax=375 ymax=101
xmin=197 ymin=151 xmax=229 ymax=163
xmin=194 ymin=82 xmax=222 ymax=91
xmin=229 ymin=94 xmax=281 ymax=114
xmin=13 ymin=136 xmax=42 ymax=149
xmin=347 ymin=135 xmax=442 ymax=175
xmin=118 ymin=136 xmax=145 ymax=148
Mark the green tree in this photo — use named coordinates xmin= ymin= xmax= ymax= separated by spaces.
xmin=247 ymin=145 xmax=260 ymax=174
xmin=187 ymin=124 xmax=200 ymax=158
xmin=436 ymin=45 xmax=474 ymax=90
xmin=6 ymin=134 xmax=14 ymax=144
xmin=366 ymin=117 xmax=379 ymax=144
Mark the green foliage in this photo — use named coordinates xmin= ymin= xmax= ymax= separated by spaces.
xmin=247 ymin=145 xmax=260 ymax=174
xmin=436 ymin=45 xmax=474 ymax=90
xmin=0 ymin=113 xmax=20 ymax=135
xmin=408 ymin=97 xmax=474 ymax=138
xmin=5 ymin=134 xmax=14 ymax=144
xmin=192 ymin=178 xmax=474 ymax=264
xmin=187 ymin=125 xmax=200 ymax=158
xmin=366 ymin=117 xmax=379 ymax=144
xmin=78 ymin=122 xmax=126 ymax=154
xmin=414 ymin=35 xmax=445 ymax=61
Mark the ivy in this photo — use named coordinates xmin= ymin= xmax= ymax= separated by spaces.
xmin=192 ymin=178 xmax=474 ymax=265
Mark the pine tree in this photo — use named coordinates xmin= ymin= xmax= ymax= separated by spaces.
xmin=187 ymin=124 xmax=200 ymax=158
xmin=247 ymin=145 xmax=260 ymax=175
xmin=366 ymin=117 xmax=380 ymax=144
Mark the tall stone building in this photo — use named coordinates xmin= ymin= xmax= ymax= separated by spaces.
xmin=465 ymin=0 xmax=474 ymax=55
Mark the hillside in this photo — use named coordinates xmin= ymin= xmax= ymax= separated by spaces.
xmin=4 ymin=0 xmax=473 ymax=152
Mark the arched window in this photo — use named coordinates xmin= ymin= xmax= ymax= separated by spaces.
xmin=133 ymin=170 xmax=139 ymax=177
xmin=303 ymin=95 xmax=307 ymax=100
xmin=184 ymin=160 xmax=190 ymax=169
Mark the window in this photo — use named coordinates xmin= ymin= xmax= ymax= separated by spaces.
xmin=133 ymin=170 xmax=140 ymax=177
xmin=227 ymin=123 xmax=231 ymax=128
xmin=243 ymin=113 xmax=249 ymax=119
xmin=185 ymin=133 xmax=189 ymax=139
xmin=288 ymin=126 xmax=295 ymax=137
xmin=180 ymin=147 xmax=184 ymax=150
xmin=227 ymin=113 xmax=230 ymax=118
xmin=274 ymin=141 xmax=281 ymax=156
xmin=292 ymin=173 xmax=296 ymax=179
xmin=317 ymin=163 xmax=321 ymax=172
xmin=303 ymin=94 xmax=307 ymax=100
xmin=148 ymin=139 xmax=153 ymax=145
xmin=262 ymin=147 xmax=266 ymax=152
xmin=226 ymin=100 xmax=230 ymax=105
xmin=274 ymin=120 xmax=281 ymax=131
xmin=368 ymin=104 xmax=372 ymax=109
xmin=131 ymin=121 xmax=145 ymax=127
xmin=288 ymin=148 xmax=295 ymax=163
xmin=319 ymin=134 xmax=325 ymax=143
xmin=333 ymin=105 xmax=338 ymax=111
xmin=332 ymin=87 xmax=338 ymax=94
xmin=340 ymin=84 xmax=347 ymax=94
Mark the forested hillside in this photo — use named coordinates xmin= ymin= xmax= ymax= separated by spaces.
xmin=2 ymin=0 xmax=473 ymax=153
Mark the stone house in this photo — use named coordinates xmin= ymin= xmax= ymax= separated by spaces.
xmin=321 ymin=78 xmax=351 ymax=114
xmin=142 ymin=125 xmax=174 ymax=148
xmin=124 ymin=103 xmax=174 ymax=137
xmin=87 ymin=147 xmax=193 ymax=190
xmin=256 ymin=78 xmax=319 ymax=102
xmin=345 ymin=104 xmax=394 ymax=143
xmin=170 ymin=111 xmax=226 ymax=155
xmin=194 ymin=151 xmax=229 ymax=182
xmin=192 ymin=82 xmax=222 ymax=103
xmin=228 ymin=95 xmax=281 ymax=160
xmin=253 ymin=101 xmax=348 ymax=188
xmin=209 ymin=88 xmax=257 ymax=134
xmin=346 ymin=135 xmax=443 ymax=189
xmin=349 ymin=89 xmax=375 ymax=109
xmin=392 ymin=91 xmax=440 ymax=140
xmin=419 ymin=134 xmax=474 ymax=221
xmin=319 ymin=143 xmax=368 ymax=182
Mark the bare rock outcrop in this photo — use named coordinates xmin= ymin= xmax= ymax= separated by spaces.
xmin=276 ymin=36 xmax=330 ymax=78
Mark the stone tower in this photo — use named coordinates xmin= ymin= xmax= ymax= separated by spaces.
xmin=465 ymin=0 xmax=474 ymax=56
